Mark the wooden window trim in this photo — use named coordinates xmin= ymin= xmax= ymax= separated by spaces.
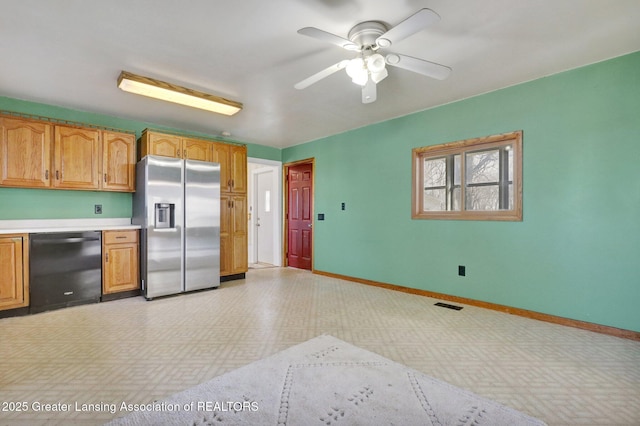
xmin=412 ymin=131 xmax=523 ymax=221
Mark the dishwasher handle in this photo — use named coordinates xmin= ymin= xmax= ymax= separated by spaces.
xmin=32 ymin=237 xmax=101 ymax=245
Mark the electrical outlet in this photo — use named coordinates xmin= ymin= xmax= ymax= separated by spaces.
xmin=341 ymin=202 xmax=346 ymax=210
xmin=458 ymin=265 xmax=466 ymax=276
xmin=95 ymin=204 xmax=103 ymax=214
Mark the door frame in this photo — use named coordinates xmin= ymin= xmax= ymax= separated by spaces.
xmin=248 ymin=157 xmax=283 ymax=266
xmin=283 ymin=158 xmax=315 ymax=270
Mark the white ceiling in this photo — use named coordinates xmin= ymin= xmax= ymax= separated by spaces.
xmin=1 ymin=1 xmax=639 ymax=149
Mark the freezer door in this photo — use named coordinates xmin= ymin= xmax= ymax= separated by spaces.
xmin=184 ymin=159 xmax=220 ymax=291
xmin=142 ymin=156 xmax=184 ymax=298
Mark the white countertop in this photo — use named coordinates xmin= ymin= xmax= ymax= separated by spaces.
xmin=0 ymin=218 xmax=140 ymax=234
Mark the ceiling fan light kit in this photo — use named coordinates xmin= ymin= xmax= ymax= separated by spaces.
xmin=295 ymin=8 xmax=452 ymax=104
xmin=346 ymin=57 xmax=368 ymax=86
xmin=117 ymin=71 xmax=243 ymax=116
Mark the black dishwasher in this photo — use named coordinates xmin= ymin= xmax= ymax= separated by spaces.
xmin=30 ymin=231 xmax=102 ymax=313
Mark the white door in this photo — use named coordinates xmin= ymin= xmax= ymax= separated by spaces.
xmin=255 ymin=169 xmax=275 ymax=264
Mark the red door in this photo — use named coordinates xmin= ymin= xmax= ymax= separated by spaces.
xmin=287 ymin=163 xmax=312 ymax=270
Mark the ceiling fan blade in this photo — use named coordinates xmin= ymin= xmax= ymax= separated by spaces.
xmin=385 ymin=53 xmax=451 ymax=80
xmin=294 ymin=60 xmax=350 ymax=90
xmin=362 ymin=79 xmax=377 ymax=104
xmin=297 ymin=27 xmax=359 ymax=51
xmin=376 ymin=8 xmax=440 ymax=48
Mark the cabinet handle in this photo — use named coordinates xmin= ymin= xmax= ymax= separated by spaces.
xmin=104 ymin=173 xmax=107 ymax=182
xmin=45 ymin=170 xmax=49 ymax=180
xmin=56 ymin=170 xmax=59 ymax=180
xmin=231 ymin=179 xmax=234 ymax=188
xmin=184 ymin=149 xmax=187 ymax=158
xmin=115 ymin=236 xmax=127 ymax=239
xmin=105 ymin=253 xmax=109 ymax=262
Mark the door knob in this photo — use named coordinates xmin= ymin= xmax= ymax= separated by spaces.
xmin=308 ymin=223 xmax=312 ymax=228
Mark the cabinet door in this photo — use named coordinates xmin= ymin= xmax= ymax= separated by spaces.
xmin=230 ymin=145 xmax=247 ymax=194
xmin=147 ymin=133 xmax=182 ymax=158
xmin=220 ymin=194 xmax=232 ymax=276
xmin=0 ymin=117 xmax=52 ymax=188
xmin=0 ymin=235 xmax=28 ymax=310
xmin=102 ymin=131 xmax=135 ymax=192
xmin=211 ymin=142 xmax=231 ymax=191
xmin=103 ymin=230 xmax=139 ymax=294
xmin=220 ymin=193 xmax=248 ymax=276
xmin=53 ymin=125 xmax=100 ymax=189
xmin=103 ymin=244 xmax=139 ymax=294
xmin=184 ymin=138 xmax=211 ymax=162
xmin=231 ymin=195 xmax=248 ymax=273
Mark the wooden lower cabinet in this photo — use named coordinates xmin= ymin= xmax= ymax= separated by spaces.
xmin=102 ymin=230 xmax=139 ymax=295
xmin=220 ymin=194 xmax=248 ymax=276
xmin=0 ymin=234 xmax=29 ymax=311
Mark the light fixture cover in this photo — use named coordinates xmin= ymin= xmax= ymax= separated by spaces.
xmin=346 ymin=58 xmax=368 ymax=87
xmin=366 ymin=54 xmax=386 ymax=73
xmin=117 ymin=71 xmax=242 ymax=116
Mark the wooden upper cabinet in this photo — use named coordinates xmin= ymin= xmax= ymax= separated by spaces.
xmin=140 ymin=131 xmax=214 ymax=162
xmin=0 ymin=116 xmax=52 ymax=188
xmin=230 ymin=145 xmax=247 ymax=194
xmin=53 ymin=125 xmax=101 ymax=190
xmin=140 ymin=131 xmax=182 ymax=159
xmin=184 ymin=138 xmax=211 ymax=161
xmin=102 ymin=131 xmax=135 ymax=192
xmin=0 ymin=115 xmax=134 ymax=192
xmin=211 ymin=142 xmax=231 ymax=188
xmin=211 ymin=142 xmax=246 ymax=194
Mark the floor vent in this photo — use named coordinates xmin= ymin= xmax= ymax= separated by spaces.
xmin=434 ymin=302 xmax=463 ymax=311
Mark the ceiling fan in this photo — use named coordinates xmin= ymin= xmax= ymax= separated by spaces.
xmin=294 ymin=8 xmax=452 ymax=104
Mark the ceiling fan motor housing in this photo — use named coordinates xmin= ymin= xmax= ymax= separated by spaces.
xmin=348 ymin=21 xmax=388 ymax=49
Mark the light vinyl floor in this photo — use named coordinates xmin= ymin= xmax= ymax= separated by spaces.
xmin=1 ymin=267 xmax=639 ymax=425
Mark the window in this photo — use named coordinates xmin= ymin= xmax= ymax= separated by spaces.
xmin=412 ymin=131 xmax=522 ymax=221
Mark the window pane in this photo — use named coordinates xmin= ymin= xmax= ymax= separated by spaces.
xmin=466 ymin=149 xmax=499 ymax=184
xmin=424 ymin=188 xmax=446 ymax=211
xmin=453 ymin=154 xmax=461 ymax=185
xmin=466 ymin=185 xmax=499 ymax=210
xmin=452 ymin=187 xmax=461 ymax=211
xmin=424 ymin=157 xmax=446 ymax=188
xmin=508 ymin=146 xmax=513 ymax=182
xmin=508 ymin=184 xmax=514 ymax=210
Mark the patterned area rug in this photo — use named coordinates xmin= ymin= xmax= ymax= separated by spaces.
xmin=107 ymin=335 xmax=545 ymax=425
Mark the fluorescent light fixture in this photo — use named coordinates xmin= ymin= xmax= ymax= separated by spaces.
xmin=117 ymin=71 xmax=242 ymax=116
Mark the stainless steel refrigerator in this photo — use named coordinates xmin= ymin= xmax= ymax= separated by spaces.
xmin=132 ymin=155 xmax=220 ymax=299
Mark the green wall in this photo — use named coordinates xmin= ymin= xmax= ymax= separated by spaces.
xmin=283 ymin=51 xmax=640 ymax=333
xmin=0 ymin=97 xmax=281 ymax=219
xmin=2 ymin=52 xmax=638 ymax=332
